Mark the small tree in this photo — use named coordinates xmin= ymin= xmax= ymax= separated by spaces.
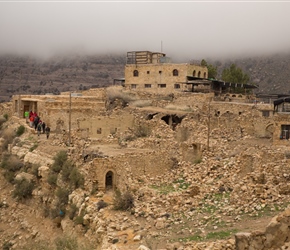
xmin=221 ymin=63 xmax=250 ymax=84
xmin=201 ymin=59 xmax=217 ymax=79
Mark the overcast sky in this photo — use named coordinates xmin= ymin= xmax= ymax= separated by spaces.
xmin=1 ymin=1 xmax=290 ymax=61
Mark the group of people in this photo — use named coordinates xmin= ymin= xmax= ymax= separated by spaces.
xmin=28 ymin=111 xmax=51 ymax=139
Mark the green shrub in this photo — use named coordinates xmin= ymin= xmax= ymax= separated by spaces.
xmin=134 ymin=124 xmax=151 ymax=138
xmin=68 ymin=204 xmax=78 ymax=220
xmin=2 ymin=241 xmax=13 ymax=250
xmin=113 ymin=190 xmax=134 ymax=211
xmin=3 ymin=114 xmax=8 ymax=121
xmin=16 ymin=125 xmax=25 ymax=137
xmin=54 ymin=235 xmax=78 ymax=250
xmin=74 ymin=214 xmax=84 ymax=225
xmin=1 ymin=128 xmax=16 ymax=150
xmin=13 ymin=179 xmax=34 ymax=200
xmin=3 ymin=171 xmax=15 ymax=183
xmin=47 ymin=173 xmax=58 ymax=186
xmin=51 ymin=151 xmax=68 ymax=173
xmin=21 ymin=240 xmax=52 ymax=250
xmin=61 ymin=160 xmax=74 ymax=181
xmin=55 ymin=187 xmax=70 ymax=206
xmin=1 ymin=155 xmax=23 ymax=183
xmin=0 ymin=117 xmax=6 ymax=128
xmin=1 ymin=155 xmax=23 ymax=172
xmin=69 ymin=167 xmax=84 ymax=189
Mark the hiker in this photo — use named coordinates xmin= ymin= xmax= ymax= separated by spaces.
xmin=37 ymin=122 xmax=42 ymax=136
xmin=42 ymin=121 xmax=46 ymax=134
xmin=34 ymin=116 xmax=40 ymax=130
xmin=24 ymin=111 xmax=29 ymax=123
xmin=45 ymin=126 xmax=50 ymax=139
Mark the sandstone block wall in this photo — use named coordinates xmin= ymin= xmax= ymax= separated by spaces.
xmin=91 ymin=150 xmax=176 ymax=191
xmin=125 ymin=63 xmax=207 ymax=92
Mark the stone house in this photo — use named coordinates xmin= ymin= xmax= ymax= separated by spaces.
xmin=124 ymin=51 xmax=208 ymax=93
xmin=273 ymin=97 xmax=290 ymax=145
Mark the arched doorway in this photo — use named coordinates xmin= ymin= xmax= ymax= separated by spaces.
xmin=105 ymin=171 xmax=114 ymax=190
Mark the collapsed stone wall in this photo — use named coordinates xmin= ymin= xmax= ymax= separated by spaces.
xmin=236 ymin=206 xmax=290 ymax=249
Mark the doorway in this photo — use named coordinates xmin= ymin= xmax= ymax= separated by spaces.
xmin=105 ymin=171 xmax=114 ymax=190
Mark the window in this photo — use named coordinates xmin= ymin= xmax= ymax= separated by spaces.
xmin=174 ymin=84 xmax=180 ymax=89
xmin=158 ymin=84 xmax=166 ymax=88
xmin=131 ymin=84 xmax=137 ymax=89
xmin=173 ymin=69 xmax=178 ymax=76
xmin=198 ymin=71 xmax=201 ymax=77
xmin=133 ymin=70 xmax=139 ymax=77
xmin=144 ymin=84 xmax=151 ymax=88
xmin=204 ymin=72 xmax=207 ymax=78
xmin=159 ymin=70 xmax=162 ymax=74
xmin=280 ymin=125 xmax=290 ymax=139
xmin=262 ymin=111 xmax=270 ymax=117
xmin=147 ymin=71 xmax=150 ymax=74
xmin=97 ymin=128 xmax=102 ymax=134
xmin=193 ymin=70 xmax=196 ymax=76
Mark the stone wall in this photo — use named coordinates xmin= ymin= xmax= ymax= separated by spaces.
xmin=90 ymin=150 xmax=177 ymax=191
xmin=236 ymin=206 xmax=290 ymax=249
xmin=124 ymin=63 xmax=207 ymax=92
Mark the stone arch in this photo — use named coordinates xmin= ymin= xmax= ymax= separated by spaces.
xmin=133 ymin=70 xmax=139 ymax=77
xmin=193 ymin=70 xmax=196 ymax=76
xmin=173 ymin=69 xmax=179 ymax=76
xmin=105 ymin=170 xmax=115 ymax=190
xmin=198 ymin=71 xmax=201 ymax=77
xmin=204 ymin=72 xmax=207 ymax=78
xmin=265 ymin=123 xmax=274 ymax=138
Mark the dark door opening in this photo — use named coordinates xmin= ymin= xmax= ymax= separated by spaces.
xmin=105 ymin=171 xmax=113 ymax=190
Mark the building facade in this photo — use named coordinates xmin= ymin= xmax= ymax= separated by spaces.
xmin=124 ymin=51 xmax=208 ymax=92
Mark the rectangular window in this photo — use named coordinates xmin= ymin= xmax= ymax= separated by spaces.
xmin=131 ymin=84 xmax=137 ymax=89
xmin=144 ymin=84 xmax=151 ymax=88
xmin=97 ymin=128 xmax=102 ymax=134
xmin=158 ymin=84 xmax=166 ymax=88
xmin=262 ymin=111 xmax=270 ymax=117
xmin=147 ymin=71 xmax=150 ymax=74
xmin=159 ymin=71 xmax=162 ymax=74
xmin=15 ymin=100 xmax=18 ymax=112
xmin=174 ymin=84 xmax=180 ymax=89
xmin=110 ymin=128 xmax=117 ymax=134
xmin=280 ymin=125 xmax=290 ymax=139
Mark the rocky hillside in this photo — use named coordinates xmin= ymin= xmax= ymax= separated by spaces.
xmin=1 ymin=52 xmax=290 ymax=103
xmin=0 ymin=53 xmax=125 ymax=102
xmin=206 ymin=52 xmax=290 ymax=95
xmin=1 ymin=91 xmax=290 ymax=249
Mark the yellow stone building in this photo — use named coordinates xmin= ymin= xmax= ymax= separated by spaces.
xmin=124 ymin=51 xmax=208 ymax=92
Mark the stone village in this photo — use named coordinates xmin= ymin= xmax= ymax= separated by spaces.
xmin=3 ymin=51 xmax=290 ymax=249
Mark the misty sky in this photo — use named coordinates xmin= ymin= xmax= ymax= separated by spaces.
xmin=1 ymin=1 xmax=290 ymax=61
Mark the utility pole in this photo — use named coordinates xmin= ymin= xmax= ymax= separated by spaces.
xmin=207 ymin=98 xmax=211 ymax=151
xmin=68 ymin=92 xmax=71 ymax=147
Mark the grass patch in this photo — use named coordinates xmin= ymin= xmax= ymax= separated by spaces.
xmin=175 ymin=229 xmax=238 ymax=243
xmin=150 ymin=183 xmax=175 ymax=194
xmin=29 ymin=143 xmax=38 ymax=152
